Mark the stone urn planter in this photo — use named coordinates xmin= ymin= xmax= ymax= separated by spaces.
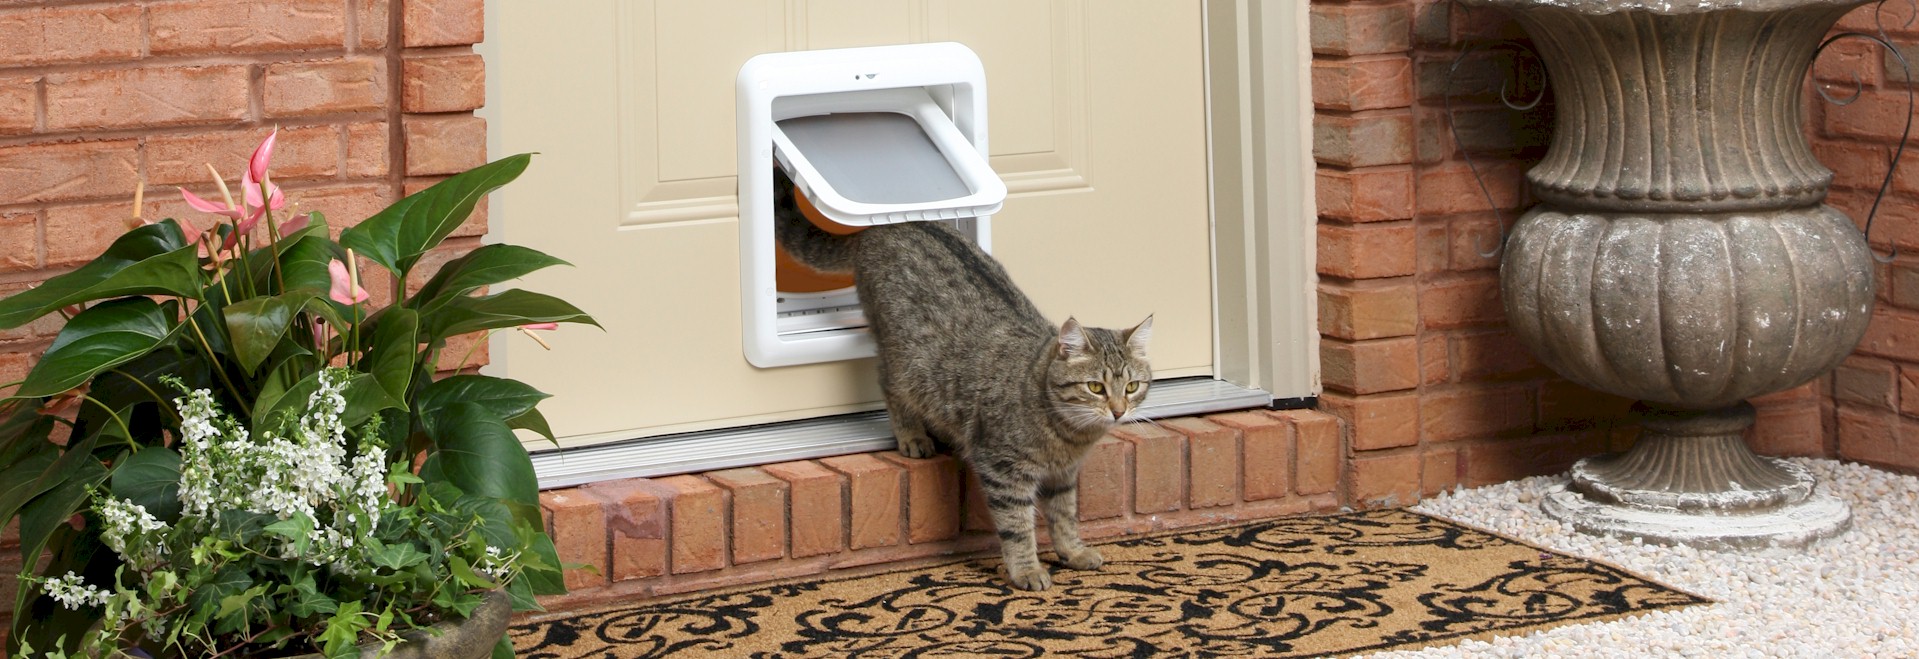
xmin=100 ymin=591 xmax=512 ymax=659
xmin=1465 ymin=0 xmax=1878 ymax=547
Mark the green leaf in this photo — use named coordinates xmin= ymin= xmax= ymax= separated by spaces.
xmin=217 ymin=584 xmax=268 ymax=621
xmin=264 ymin=513 xmax=316 ymax=555
xmin=109 ymin=446 xmax=182 ymax=523
xmin=280 ymin=232 xmax=341 ymax=297
xmin=341 ymin=154 xmax=532 ymax=279
xmin=0 ymin=403 xmax=54 ymax=465
xmin=424 ymin=289 xmax=598 ymax=342
xmin=448 ymin=554 xmax=498 ymax=589
xmin=286 ymin=577 xmax=340 ymax=618
xmin=414 ymin=375 xmax=551 ymax=439
xmin=519 ymin=524 xmax=567 ymax=597
xmin=493 ymin=635 xmax=516 ymax=659
xmin=253 ymin=370 xmax=401 ymax=434
xmin=224 ymin=293 xmax=310 ymax=374
xmin=507 ymin=407 xmax=558 ymax=445
xmin=411 ymin=244 xmax=570 ymax=314
xmin=0 ymin=432 xmax=103 ymax=548
xmin=13 ymin=298 xmax=174 ymax=399
xmin=321 ymin=600 xmax=369 ymax=659
xmin=370 ymin=542 xmax=429 ymax=571
xmin=365 ymin=308 xmax=419 ymax=403
xmin=427 ymin=403 xmax=540 ymax=528
xmin=0 ymin=220 xmax=201 ymax=330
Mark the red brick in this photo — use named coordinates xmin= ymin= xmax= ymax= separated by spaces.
xmin=580 ymin=480 xmax=668 ymax=582
xmin=1164 ymin=418 xmax=1239 ymax=509
xmin=0 ymin=5 xmax=141 ymax=67
xmin=1317 ymin=166 xmax=1414 ymax=223
xmin=1111 ymin=424 xmax=1187 ymax=514
xmin=1320 ymin=391 xmax=1417 ymax=451
xmin=1075 ymin=437 xmax=1130 ymax=520
xmin=404 ymin=53 xmax=486 ymax=113
xmin=0 ymin=76 xmax=35 ymax=135
xmin=1416 ymin=219 xmax=1450 ymax=275
xmin=1837 ymin=0 xmax=1917 ymax=35
xmin=45 ymin=66 xmax=249 ymax=131
xmin=0 ymin=351 xmax=32 ymax=398
xmin=1321 ymin=336 xmax=1419 ymax=395
xmin=1750 ymin=400 xmax=1825 ymax=458
xmin=878 ymin=452 xmax=961 ymax=544
xmin=405 ymin=115 xmax=488 ymax=176
xmin=404 ymin=0 xmax=484 ymax=47
xmin=1319 ymin=222 xmax=1417 ymax=279
xmin=1350 ymin=452 xmax=1421 ymax=508
xmin=0 ymin=212 xmax=36 ymax=272
xmin=1462 ymin=433 xmax=1610 ymax=487
xmin=658 ymin=475 xmax=726 ymax=574
xmin=539 ymin=489 xmax=607 ymax=590
xmin=1310 ymin=3 xmax=1412 ymax=56
xmin=0 ymin=139 xmax=135 ymax=205
xmin=1420 ymin=274 xmax=1504 ymax=329
xmin=343 ymin=122 xmax=392 ymax=179
xmin=0 ymin=549 xmax=19 ymax=618
xmin=148 ymin=0 xmax=346 ymax=55
xmin=1813 ymin=141 xmax=1913 ymax=196
xmin=1420 ymin=333 xmax=1451 ymax=385
xmin=1453 ymin=329 xmax=1544 ymax=381
xmin=1537 ymin=379 xmax=1634 ymax=431
xmin=761 ymin=461 xmax=845 ymax=558
xmin=1838 ymin=403 xmax=1900 ymax=465
xmin=1422 ymin=447 xmax=1460 ymax=497
xmin=1892 ymin=260 xmax=1919 ymax=311
xmin=1824 ymin=89 xmax=1918 ymax=143
xmin=1417 ymin=161 xmax=1526 ymax=216
xmin=1834 ymin=356 xmax=1897 ymax=410
xmin=147 ymin=126 xmax=339 ymax=187
xmin=355 ymin=0 xmax=390 ymax=49
xmin=1313 ymin=56 xmax=1414 ymax=111
xmin=0 ymin=283 xmax=64 ymax=342
xmin=1318 ymin=279 xmax=1417 ymax=340
xmin=265 ymin=57 xmax=389 ymax=117
xmin=706 ymin=468 xmax=787 ymax=565
xmin=290 ymin=184 xmax=398 ymax=236
xmin=44 ymin=202 xmax=139 ymax=268
xmin=1315 ymin=112 xmax=1415 ymax=168
xmin=961 ymin=468 xmax=994 ymax=532
xmin=1270 ymin=410 xmax=1340 ymax=495
xmin=1448 ymin=215 xmax=1504 ymax=272
xmin=1858 ymin=308 xmax=1919 ymax=362
xmin=819 ymin=454 xmax=903 ymax=550
xmin=1421 ymin=385 xmax=1534 ymax=442
xmin=1211 ymin=411 xmax=1293 ymax=501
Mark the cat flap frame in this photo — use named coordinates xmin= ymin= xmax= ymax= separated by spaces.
xmin=737 ymin=43 xmax=1002 ymax=368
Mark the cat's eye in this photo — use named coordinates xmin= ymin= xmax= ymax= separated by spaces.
xmin=1125 ymin=381 xmax=1140 ymax=394
xmin=1087 ymin=382 xmax=1105 ymax=394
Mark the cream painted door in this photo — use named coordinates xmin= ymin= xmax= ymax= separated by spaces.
xmin=483 ymin=1 xmax=1215 ymax=448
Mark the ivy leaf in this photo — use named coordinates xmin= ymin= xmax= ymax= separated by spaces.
xmin=263 ymin=512 xmax=316 ymax=556
xmin=370 ymin=542 xmax=429 ymax=571
xmin=448 ymin=554 xmax=498 ymax=590
xmin=321 ymin=600 xmax=369 ymax=659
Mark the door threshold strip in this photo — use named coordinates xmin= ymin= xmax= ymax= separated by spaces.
xmin=530 ymin=377 xmax=1274 ymax=489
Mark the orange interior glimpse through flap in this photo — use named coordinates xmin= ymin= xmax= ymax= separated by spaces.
xmin=775 ymin=185 xmax=863 ymax=293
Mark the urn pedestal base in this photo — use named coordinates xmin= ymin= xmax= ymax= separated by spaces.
xmin=1540 ymin=403 xmax=1851 ymax=549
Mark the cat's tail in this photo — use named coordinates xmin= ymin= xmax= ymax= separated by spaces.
xmin=773 ymin=168 xmax=859 ymax=273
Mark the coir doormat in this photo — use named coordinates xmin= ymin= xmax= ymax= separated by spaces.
xmin=509 ymin=509 xmax=1707 ymax=657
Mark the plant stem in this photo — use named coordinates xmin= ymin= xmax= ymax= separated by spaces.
xmin=79 ymin=394 xmax=134 ymax=450
xmin=184 ymin=314 xmax=251 ymax=417
xmin=106 ymin=368 xmax=181 ymax=426
xmin=452 ymin=330 xmax=501 ymax=372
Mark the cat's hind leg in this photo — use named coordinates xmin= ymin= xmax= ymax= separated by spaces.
xmin=1039 ymin=470 xmax=1103 ymax=571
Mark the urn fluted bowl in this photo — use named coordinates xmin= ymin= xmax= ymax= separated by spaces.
xmin=1501 ymin=205 xmax=1875 ymax=411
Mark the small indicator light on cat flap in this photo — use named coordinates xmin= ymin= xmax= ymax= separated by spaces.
xmin=865 ymin=73 xmax=876 ymax=79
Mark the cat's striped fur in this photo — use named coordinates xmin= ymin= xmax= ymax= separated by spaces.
xmin=774 ymin=171 xmax=1152 ymax=590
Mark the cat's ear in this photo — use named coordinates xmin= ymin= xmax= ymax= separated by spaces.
xmin=1058 ymin=317 xmax=1089 ymax=357
xmin=1123 ymin=314 xmax=1153 ymax=355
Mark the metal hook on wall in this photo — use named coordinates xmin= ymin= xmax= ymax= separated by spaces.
xmin=1442 ymin=0 xmax=1548 ymax=260
xmin=1810 ymin=0 xmax=1914 ymax=264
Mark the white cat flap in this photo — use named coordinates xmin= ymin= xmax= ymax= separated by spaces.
xmin=737 ymin=43 xmax=1004 ymax=368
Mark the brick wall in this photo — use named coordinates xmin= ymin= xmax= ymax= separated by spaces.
xmin=531 ymin=410 xmax=1346 ymax=608
xmin=1816 ymin=2 xmax=1919 ymax=473
xmin=1308 ymin=0 xmax=1890 ymax=496
xmin=0 ymin=0 xmax=488 ymax=638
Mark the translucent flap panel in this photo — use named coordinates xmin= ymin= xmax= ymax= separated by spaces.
xmin=778 ymin=113 xmax=971 ymax=204
xmin=770 ymin=88 xmax=1005 ymax=227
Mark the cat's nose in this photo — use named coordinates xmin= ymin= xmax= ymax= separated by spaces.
xmin=1107 ymin=398 xmax=1127 ymax=419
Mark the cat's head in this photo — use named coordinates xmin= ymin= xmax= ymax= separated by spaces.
xmin=1047 ymin=315 xmax=1154 ymax=434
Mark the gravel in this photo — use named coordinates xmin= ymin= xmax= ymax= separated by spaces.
xmin=1360 ymin=458 xmax=1919 ymax=659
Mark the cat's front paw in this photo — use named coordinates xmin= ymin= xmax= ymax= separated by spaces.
xmin=897 ymin=434 xmax=937 ymax=459
xmin=1057 ymin=547 xmax=1104 ymax=571
xmin=1005 ymin=565 xmax=1054 ymax=591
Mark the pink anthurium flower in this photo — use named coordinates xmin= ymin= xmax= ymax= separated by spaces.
xmin=278 ymin=213 xmax=311 ymax=236
xmin=520 ymin=322 xmax=559 ymax=331
xmin=328 ymin=258 xmax=369 ymax=305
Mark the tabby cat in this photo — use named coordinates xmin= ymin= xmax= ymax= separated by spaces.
xmin=774 ymin=171 xmax=1153 ymax=591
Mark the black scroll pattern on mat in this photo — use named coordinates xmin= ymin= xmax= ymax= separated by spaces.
xmin=509 ymin=510 xmax=1708 ymax=659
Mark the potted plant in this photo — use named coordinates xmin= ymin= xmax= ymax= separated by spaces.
xmin=0 ymin=130 xmax=595 ymax=657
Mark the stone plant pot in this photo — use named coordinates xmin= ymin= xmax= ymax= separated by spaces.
xmin=104 ymin=590 xmax=511 ymax=659
xmin=1468 ymin=0 xmax=1875 ymax=547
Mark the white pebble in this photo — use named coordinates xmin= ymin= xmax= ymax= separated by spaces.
xmin=1360 ymin=458 xmax=1919 ymax=658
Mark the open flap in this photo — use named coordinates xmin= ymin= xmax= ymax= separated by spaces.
xmin=772 ymin=87 xmax=1005 ymax=226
